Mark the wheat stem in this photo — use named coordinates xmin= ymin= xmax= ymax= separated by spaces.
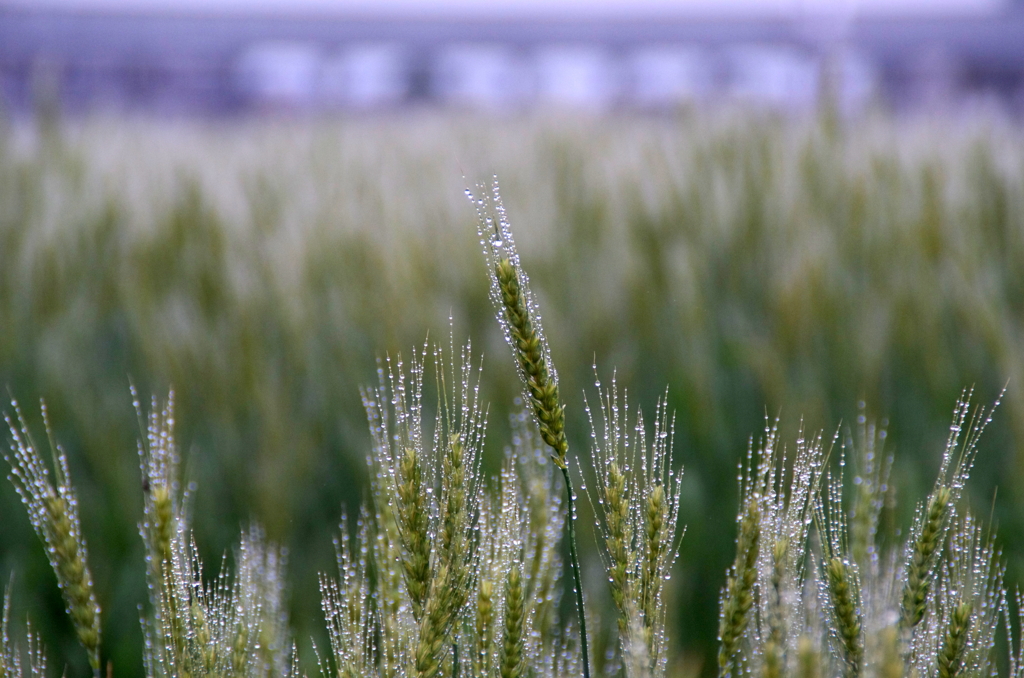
xmin=561 ymin=465 xmax=592 ymax=678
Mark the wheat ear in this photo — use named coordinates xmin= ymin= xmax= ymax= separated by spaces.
xmin=937 ymin=602 xmax=972 ymax=678
xmin=900 ymin=486 xmax=951 ymax=631
xmin=825 ymin=557 xmax=863 ymax=678
xmin=397 ymin=445 xmax=432 ymax=620
xmin=797 ymin=635 xmax=821 ymax=678
xmin=640 ymin=482 xmax=669 ymax=654
xmin=495 ymin=258 xmax=568 ymax=467
xmin=761 ymin=537 xmax=788 ymax=678
xmin=605 ymin=460 xmax=632 ymax=634
xmin=134 ymin=388 xmax=191 ymax=677
xmin=499 ymin=256 xmax=589 ymax=678
xmin=417 ymin=434 xmax=474 ymax=678
xmin=718 ymin=498 xmax=761 ymax=678
xmin=5 ymin=401 xmax=102 ymax=677
xmin=476 ymin=577 xmax=495 ymax=677
xmin=499 ymin=565 xmax=526 ymax=678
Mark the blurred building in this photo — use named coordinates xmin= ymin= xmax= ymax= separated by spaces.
xmin=1 ymin=0 xmax=1023 ymax=116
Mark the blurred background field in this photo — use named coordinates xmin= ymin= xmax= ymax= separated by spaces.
xmin=1 ymin=110 xmax=1023 ymax=676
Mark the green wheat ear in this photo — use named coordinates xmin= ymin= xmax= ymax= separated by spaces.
xmin=900 ymin=485 xmax=951 ymax=631
xmin=5 ymin=400 xmax=102 ymax=678
xmin=499 ymin=564 xmax=526 ymax=678
xmin=718 ymin=498 xmax=760 ymax=678
xmin=825 ymin=557 xmax=863 ymax=678
xmin=397 ymin=444 xmax=432 ymax=620
xmin=937 ymin=602 xmax=972 ymax=678
xmin=494 ymin=257 xmax=568 ymax=468
xmin=761 ymin=537 xmax=788 ymax=678
xmin=797 ymin=635 xmax=821 ymax=678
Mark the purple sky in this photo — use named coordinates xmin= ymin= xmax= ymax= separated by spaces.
xmin=4 ymin=0 xmax=1006 ymax=17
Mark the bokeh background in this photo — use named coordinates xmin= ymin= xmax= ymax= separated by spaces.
xmin=1 ymin=0 xmax=1024 ymax=676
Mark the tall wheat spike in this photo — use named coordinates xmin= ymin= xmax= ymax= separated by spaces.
xmin=471 ymin=178 xmax=590 ymax=678
xmin=135 ymin=389 xmax=187 ymax=678
xmin=715 ymin=418 xmax=828 ymax=678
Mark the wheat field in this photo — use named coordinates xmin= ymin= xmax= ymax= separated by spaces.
xmin=1 ymin=111 xmax=1023 ymax=677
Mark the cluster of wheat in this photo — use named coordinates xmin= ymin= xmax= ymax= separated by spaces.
xmin=1 ymin=180 xmax=1018 ymax=678
xmin=715 ymin=392 xmax=1014 ymax=678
